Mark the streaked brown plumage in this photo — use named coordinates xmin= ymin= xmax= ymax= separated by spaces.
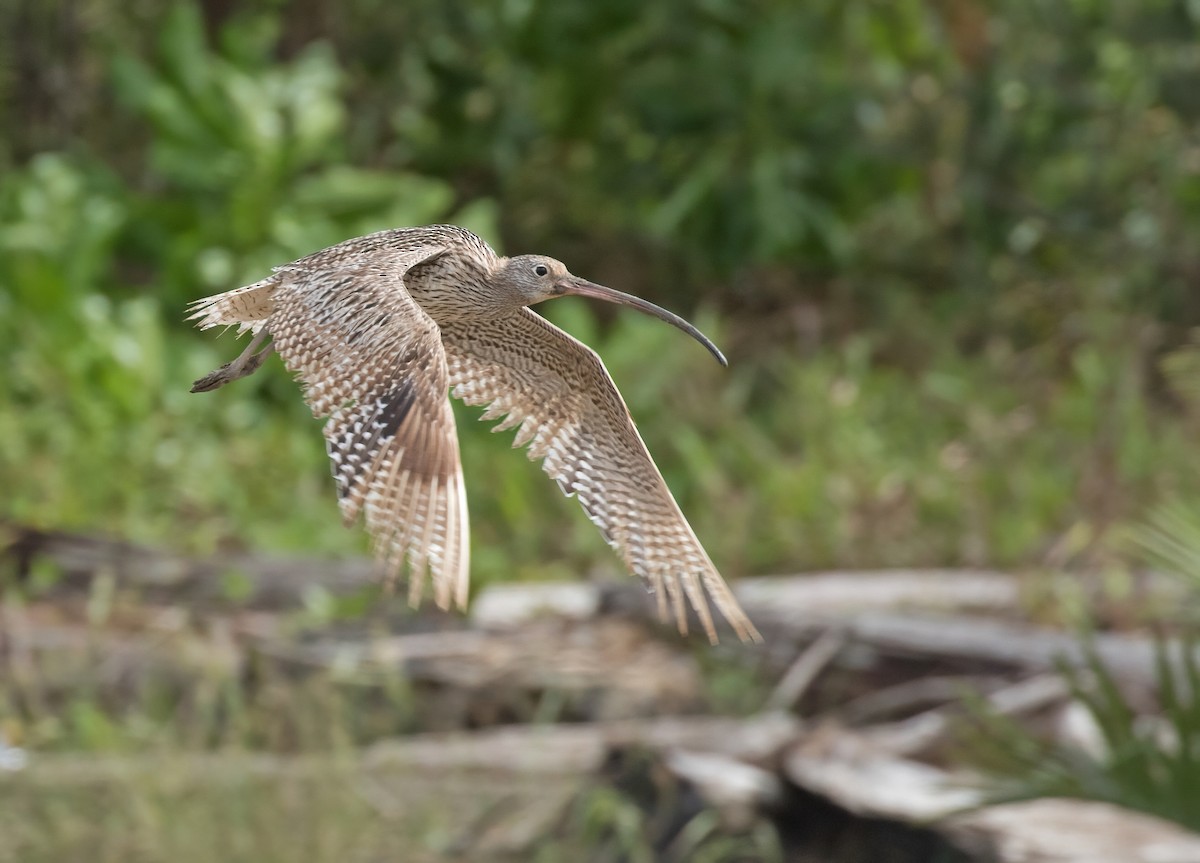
xmin=188 ymin=225 xmax=759 ymax=643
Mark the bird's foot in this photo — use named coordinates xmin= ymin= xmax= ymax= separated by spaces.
xmin=190 ymin=340 xmax=275 ymax=393
xmin=190 ymin=361 xmax=239 ymax=393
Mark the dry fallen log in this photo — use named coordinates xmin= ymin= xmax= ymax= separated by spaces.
xmin=365 ymin=711 xmax=801 ymax=774
xmin=858 ymin=674 xmax=1070 ymax=758
xmin=784 ymin=728 xmax=1200 ymax=863
xmin=470 ymin=569 xmax=1025 ymax=631
xmin=9 ymin=712 xmax=800 ymax=785
xmin=764 ymin=627 xmax=847 ymax=711
xmin=2 ymin=713 xmax=803 ymax=857
xmin=0 ymin=613 xmax=245 ymax=695
xmin=2 ymin=611 xmax=706 ymax=724
xmin=8 ymin=684 xmax=1199 ymax=863
xmin=9 ymin=525 xmax=1200 ymax=861
xmin=474 ymin=576 xmax=1189 ymax=692
xmin=470 ymin=581 xmax=602 ymax=628
xmin=735 ymin=569 xmax=1025 ymax=615
xmin=364 ymin=709 xmax=1200 ymax=863
xmin=818 ymin=612 xmax=1176 ymax=693
xmin=947 ymin=800 xmax=1200 ymax=863
xmin=0 ymin=522 xmax=376 ymax=608
xmin=3 ymin=523 xmax=1181 ymax=695
xmin=252 ymin=617 xmax=706 ymax=720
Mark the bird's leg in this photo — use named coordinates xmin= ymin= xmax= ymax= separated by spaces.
xmin=190 ymin=330 xmax=275 ymax=393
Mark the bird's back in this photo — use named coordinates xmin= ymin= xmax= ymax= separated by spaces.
xmin=279 ymin=225 xmax=493 ymax=277
xmin=188 ymin=225 xmax=499 ymax=332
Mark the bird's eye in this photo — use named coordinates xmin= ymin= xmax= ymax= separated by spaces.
xmin=533 ymin=264 xmax=549 ymax=277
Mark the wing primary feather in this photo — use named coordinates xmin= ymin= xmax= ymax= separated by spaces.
xmin=423 ymin=476 xmax=447 ymax=609
xmin=442 ymin=310 xmax=761 ymax=643
xmin=452 ymin=470 xmax=471 ymax=608
xmin=651 ymin=571 xmax=668 ymax=626
xmin=260 ymin=250 xmax=472 ymax=617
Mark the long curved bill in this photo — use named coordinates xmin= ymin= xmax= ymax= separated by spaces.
xmin=556 ymin=276 xmax=728 ymax=367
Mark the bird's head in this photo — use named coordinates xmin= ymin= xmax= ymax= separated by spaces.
xmin=497 ymin=255 xmax=728 ymax=366
xmin=498 ymin=255 xmax=572 ymax=304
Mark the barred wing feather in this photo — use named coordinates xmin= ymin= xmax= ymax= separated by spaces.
xmin=268 ymin=258 xmax=471 ymax=611
xmin=442 ymin=308 xmax=759 ymax=643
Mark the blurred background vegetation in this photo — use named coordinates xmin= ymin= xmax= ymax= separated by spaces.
xmin=5 ymin=0 xmax=1200 ymax=586
xmin=5 ymin=0 xmax=1200 ymax=858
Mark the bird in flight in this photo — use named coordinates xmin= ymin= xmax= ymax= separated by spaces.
xmin=188 ymin=225 xmax=759 ymax=643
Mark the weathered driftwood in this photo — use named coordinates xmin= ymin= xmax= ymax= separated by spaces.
xmin=7 ymin=639 xmax=1199 ymax=863
xmin=9 ymin=712 xmax=800 ymax=789
xmin=7 ymin=531 xmax=1199 ymax=861
xmin=360 ymin=710 xmax=1200 ymax=863
xmin=857 ymin=674 xmax=1070 ymax=757
xmin=475 ymin=576 xmax=1186 ymax=691
xmin=252 ymin=617 xmax=705 ymax=718
xmin=775 ymin=670 xmax=1200 ymax=862
xmin=839 ymin=673 xmax=1015 ymax=724
xmin=3 ymin=522 xmax=1178 ymax=692
xmin=1 ymin=522 xmax=376 ymax=607
xmin=469 ymin=581 xmax=601 ymax=628
xmin=735 ymin=569 xmax=1025 ymax=614
xmin=946 ymin=799 xmax=1200 ymax=863
xmin=365 ymin=711 xmax=801 ymax=774
xmin=14 ymin=590 xmax=1181 ymax=736
xmin=784 ymin=729 xmax=1200 ymax=863
xmin=807 ymin=611 xmax=1175 ymax=693
xmin=733 ymin=575 xmax=1188 ymax=691
xmin=2 ymin=612 xmax=704 ymax=722
xmin=0 ymin=614 xmax=243 ymax=687
xmin=4 ymin=713 xmax=801 ymax=856
xmin=372 ymin=703 xmax=1200 ymax=863
xmin=764 ymin=626 xmax=847 ymax=711
xmin=470 ymin=569 xmax=1025 ymax=631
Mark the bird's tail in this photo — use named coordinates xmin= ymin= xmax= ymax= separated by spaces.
xmin=186 ymin=277 xmax=277 ymax=335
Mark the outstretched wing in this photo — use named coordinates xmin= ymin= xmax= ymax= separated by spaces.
xmin=268 ymin=254 xmax=470 ymax=610
xmin=442 ymin=308 xmax=759 ymax=643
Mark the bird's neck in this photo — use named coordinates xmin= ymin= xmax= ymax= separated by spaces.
xmin=405 ymin=254 xmax=517 ymax=323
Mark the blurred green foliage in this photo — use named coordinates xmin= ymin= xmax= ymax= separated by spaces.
xmin=0 ymin=755 xmax=567 ymax=863
xmin=0 ymin=754 xmax=786 ymax=863
xmin=3 ymin=0 xmax=1200 ymax=588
